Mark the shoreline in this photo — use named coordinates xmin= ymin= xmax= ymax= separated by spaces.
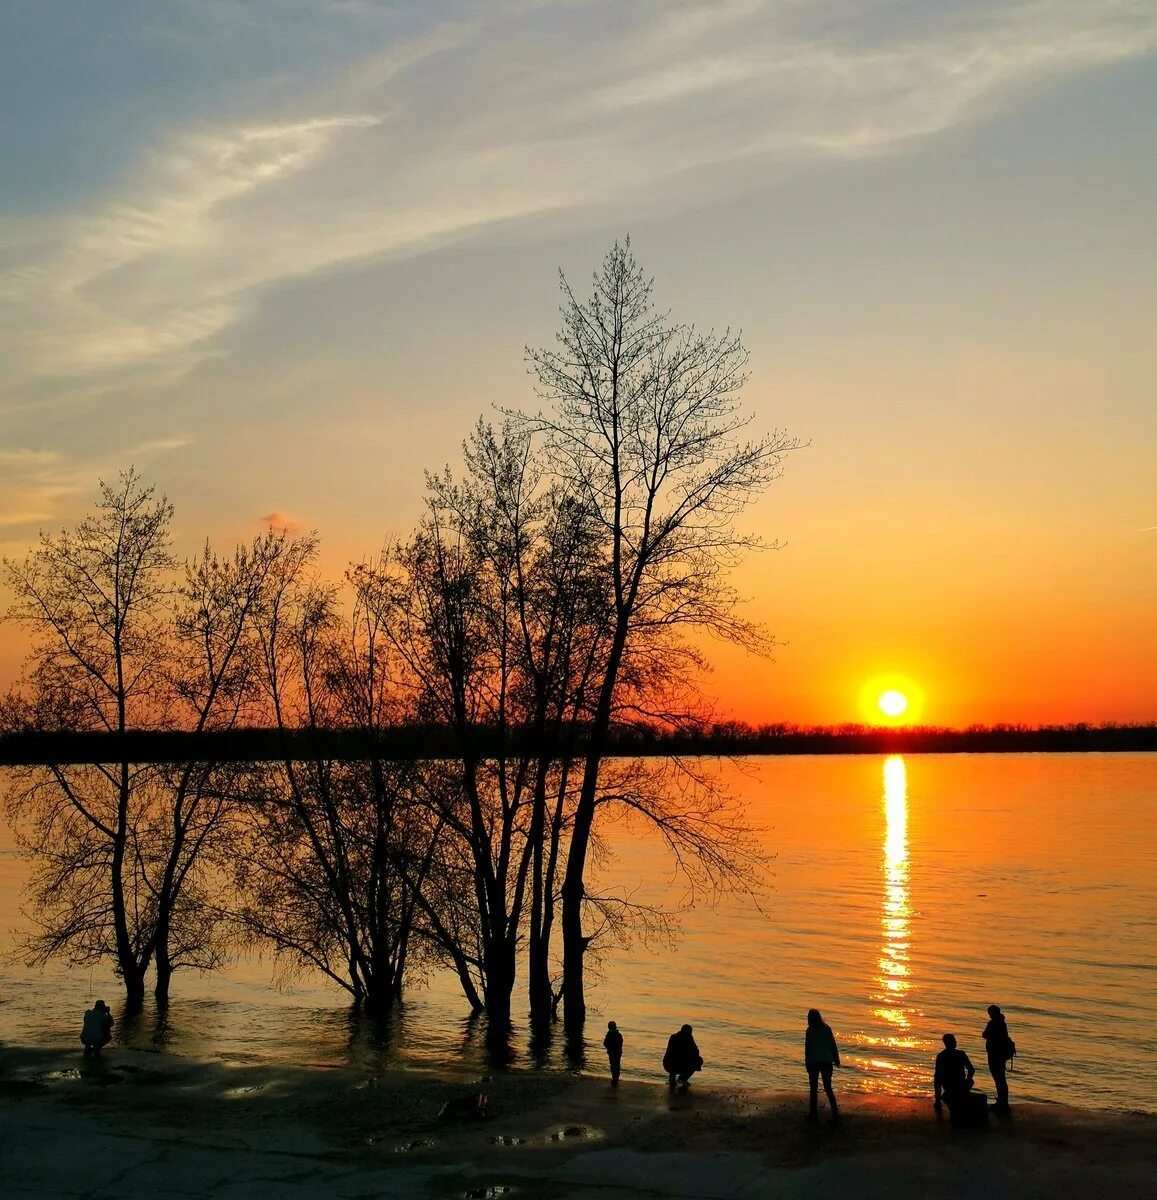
xmin=3 ymin=1044 xmax=1155 ymax=1198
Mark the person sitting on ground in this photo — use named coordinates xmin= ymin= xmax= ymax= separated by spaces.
xmin=81 ymin=999 xmax=114 ymax=1056
xmin=804 ymin=1008 xmax=841 ymax=1121
xmin=662 ymin=1024 xmax=703 ymax=1088
xmin=934 ymin=1034 xmax=976 ymax=1115
xmin=603 ymin=1020 xmax=624 ymax=1086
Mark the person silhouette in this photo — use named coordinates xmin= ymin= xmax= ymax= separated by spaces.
xmin=804 ymin=1008 xmax=840 ymax=1121
xmin=81 ymin=999 xmax=114 ymax=1056
xmin=982 ymin=1005 xmax=1015 ymax=1114
xmin=662 ymin=1024 xmax=702 ymax=1088
xmin=934 ymin=1034 xmax=978 ymax=1121
xmin=603 ymin=1020 xmax=623 ymax=1086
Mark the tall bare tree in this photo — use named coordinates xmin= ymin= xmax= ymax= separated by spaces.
xmin=236 ymin=541 xmax=440 ymax=1014
xmin=148 ymin=531 xmax=298 ymax=1002
xmin=523 ymin=240 xmax=799 ymax=1032
xmin=372 ymin=514 xmax=529 ymax=1032
xmin=2 ymin=470 xmax=175 ymax=1008
xmin=1 ymin=477 xmax=308 ymax=1006
xmin=432 ymin=422 xmax=611 ymax=1028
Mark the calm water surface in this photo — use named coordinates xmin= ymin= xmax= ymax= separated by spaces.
xmin=1 ymin=754 xmax=1154 ymax=1111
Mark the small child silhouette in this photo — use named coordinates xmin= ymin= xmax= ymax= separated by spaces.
xmin=603 ymin=1020 xmax=623 ymax=1085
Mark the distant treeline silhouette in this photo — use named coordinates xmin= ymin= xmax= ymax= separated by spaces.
xmin=633 ymin=720 xmax=1157 ymax=756
xmin=2 ymin=720 xmax=1153 ymax=765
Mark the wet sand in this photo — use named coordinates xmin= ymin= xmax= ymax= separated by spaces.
xmin=2 ymin=1045 xmax=1154 ymax=1198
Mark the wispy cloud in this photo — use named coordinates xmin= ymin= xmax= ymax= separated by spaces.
xmin=2 ymin=0 xmax=1155 ymax=408
xmin=14 ymin=116 xmax=379 ymax=380
xmin=0 ymin=442 xmax=192 ymax=549
xmin=0 ymin=450 xmax=75 ymax=529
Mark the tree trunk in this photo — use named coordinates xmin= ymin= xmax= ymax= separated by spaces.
xmin=528 ymin=912 xmax=553 ymax=1026
xmin=560 ymin=631 xmax=626 ymax=1035
xmin=153 ymin=937 xmax=173 ymax=1005
xmin=111 ymin=757 xmax=147 ymax=1011
xmin=527 ymin=758 xmax=553 ymax=1027
xmin=362 ymin=972 xmax=398 ymax=1017
xmin=446 ymin=940 xmax=485 ymax=1014
xmin=560 ymin=848 xmax=589 ymax=1033
xmin=483 ymin=938 xmax=516 ymax=1033
xmin=152 ymin=825 xmax=184 ymax=1006
xmin=122 ymin=963 xmax=147 ymax=1013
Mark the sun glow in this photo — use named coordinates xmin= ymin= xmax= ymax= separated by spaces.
xmin=859 ymin=675 xmax=925 ymax=725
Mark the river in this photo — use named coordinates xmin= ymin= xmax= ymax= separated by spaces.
xmin=1 ymin=753 xmax=1154 ymax=1111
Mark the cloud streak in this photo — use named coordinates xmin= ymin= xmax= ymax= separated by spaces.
xmin=2 ymin=0 xmax=1155 ymax=406
xmin=0 ymin=441 xmax=191 ymax=553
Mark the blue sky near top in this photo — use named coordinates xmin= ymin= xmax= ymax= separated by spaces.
xmin=1 ymin=0 xmax=1155 ymax=721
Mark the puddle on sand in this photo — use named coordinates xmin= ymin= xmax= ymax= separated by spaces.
xmin=549 ymin=1124 xmax=594 ymax=1143
xmin=487 ymin=1135 xmax=525 ymax=1146
xmin=37 ymin=1068 xmax=125 ymax=1087
xmin=223 ymin=1084 xmax=262 ymax=1097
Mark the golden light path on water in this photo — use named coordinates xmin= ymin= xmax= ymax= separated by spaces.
xmin=867 ymin=755 xmax=920 ymax=1085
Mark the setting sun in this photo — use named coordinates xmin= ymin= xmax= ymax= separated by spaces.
xmin=860 ymin=675 xmax=925 ymax=725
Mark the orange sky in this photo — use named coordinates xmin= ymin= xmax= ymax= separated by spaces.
xmin=2 ymin=3 xmax=1156 ymax=727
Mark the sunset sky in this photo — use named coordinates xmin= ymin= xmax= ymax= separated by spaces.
xmin=2 ymin=0 xmax=1155 ymax=726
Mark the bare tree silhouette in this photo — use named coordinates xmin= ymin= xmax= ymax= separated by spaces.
xmin=522 ymin=239 xmax=799 ymax=1032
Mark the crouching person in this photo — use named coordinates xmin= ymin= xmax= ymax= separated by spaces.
xmin=934 ymin=1034 xmax=987 ymax=1126
xmin=663 ymin=1024 xmax=703 ymax=1088
xmin=81 ymin=999 xmax=114 ymax=1056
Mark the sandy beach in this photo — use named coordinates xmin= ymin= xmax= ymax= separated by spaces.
xmin=2 ymin=1044 xmax=1154 ymax=1199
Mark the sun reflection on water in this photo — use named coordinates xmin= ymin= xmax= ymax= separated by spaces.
xmin=874 ymin=756 xmax=916 ymax=1050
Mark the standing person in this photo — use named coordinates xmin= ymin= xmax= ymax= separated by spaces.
xmin=804 ymin=1008 xmax=841 ymax=1121
xmin=603 ymin=1020 xmax=623 ymax=1085
xmin=662 ymin=1024 xmax=703 ymax=1088
xmin=982 ymin=1005 xmax=1015 ymax=1113
xmin=81 ymin=999 xmax=114 ymax=1056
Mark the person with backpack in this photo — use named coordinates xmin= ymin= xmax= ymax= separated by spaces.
xmin=982 ymin=1004 xmax=1016 ymax=1114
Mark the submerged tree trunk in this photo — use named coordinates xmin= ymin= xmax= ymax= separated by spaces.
xmin=112 ymin=751 xmax=153 ymax=1011
xmin=152 ymin=943 xmax=173 ymax=1006
xmin=560 ymin=634 xmax=625 ymax=1035
xmin=484 ymin=941 xmax=517 ymax=1035
xmin=361 ymin=967 xmax=398 ymax=1017
xmin=121 ymin=960 xmax=148 ymax=1012
xmin=527 ymin=755 xmax=553 ymax=1027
